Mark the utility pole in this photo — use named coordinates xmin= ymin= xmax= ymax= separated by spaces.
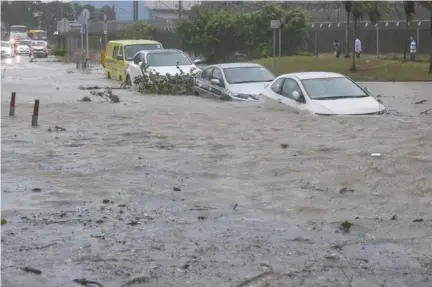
xmin=57 ymin=1 xmax=60 ymax=47
xmin=132 ymin=0 xmax=138 ymax=39
xmin=178 ymin=1 xmax=183 ymax=18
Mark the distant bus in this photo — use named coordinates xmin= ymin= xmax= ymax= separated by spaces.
xmin=28 ymin=29 xmax=47 ymax=41
xmin=10 ymin=25 xmax=28 ymax=43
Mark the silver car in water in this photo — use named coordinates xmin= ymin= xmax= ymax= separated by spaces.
xmin=193 ymin=63 xmax=275 ymax=101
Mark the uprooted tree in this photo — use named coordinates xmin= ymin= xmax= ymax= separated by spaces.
xmin=175 ymin=4 xmax=308 ymax=63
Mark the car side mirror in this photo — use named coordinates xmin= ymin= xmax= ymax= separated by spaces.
xmin=115 ymin=54 xmax=123 ymax=60
xmin=210 ymin=78 xmax=221 ymax=86
xmin=193 ymin=59 xmax=202 ymax=65
xmin=292 ymin=91 xmax=301 ymax=100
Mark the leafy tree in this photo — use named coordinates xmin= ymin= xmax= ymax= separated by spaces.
xmin=344 ymin=1 xmax=352 ymax=57
xmin=403 ymin=1 xmax=416 ymax=62
xmin=117 ymin=22 xmax=156 ymax=39
xmin=176 ymin=4 xmax=307 ymax=62
xmin=349 ymin=1 xmax=388 ymax=71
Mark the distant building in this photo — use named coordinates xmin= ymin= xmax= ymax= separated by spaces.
xmin=74 ymin=1 xmax=201 ymax=21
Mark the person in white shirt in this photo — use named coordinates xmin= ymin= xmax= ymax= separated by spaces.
xmin=354 ymin=37 xmax=362 ymax=59
xmin=409 ymin=36 xmax=417 ymax=62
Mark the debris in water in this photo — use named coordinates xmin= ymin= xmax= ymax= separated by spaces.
xmin=90 ymin=88 xmax=120 ymax=103
xmin=339 ymin=220 xmax=352 ymax=233
xmin=420 ymin=108 xmax=432 ymax=115
xmin=235 ymin=271 xmax=274 ymax=287
xmin=127 ymin=221 xmax=140 ymax=226
xmin=80 ymin=96 xmax=92 ymax=102
xmin=173 ymin=186 xmax=181 ymax=191
xmin=280 ymin=143 xmax=288 ymax=149
xmin=413 ymin=218 xmax=424 ymax=222
xmin=102 ymin=199 xmax=113 ymax=204
xmin=233 ymin=203 xmax=238 ymax=210
xmin=73 ymin=278 xmax=104 ymax=287
xmin=391 ymin=215 xmax=397 ymax=220
xmin=48 ymin=126 xmax=66 ymax=132
xmin=338 ymin=187 xmax=355 ymax=194
xmin=22 ymin=267 xmax=42 ymax=275
xmin=120 ymin=276 xmax=150 ymax=287
xmin=198 ymin=216 xmax=207 ymax=221
xmin=1 ymin=218 xmax=7 ymax=225
xmin=414 ymin=100 xmax=427 ymax=104
xmin=32 ymin=188 xmax=42 ymax=193
xmin=371 ymin=153 xmax=381 ymax=157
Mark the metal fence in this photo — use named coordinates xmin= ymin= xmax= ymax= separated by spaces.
xmin=62 ymin=19 xmax=431 ymax=67
xmin=304 ymin=20 xmax=431 ymax=56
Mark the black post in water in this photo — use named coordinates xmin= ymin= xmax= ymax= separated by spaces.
xmin=32 ymin=100 xmax=40 ymax=127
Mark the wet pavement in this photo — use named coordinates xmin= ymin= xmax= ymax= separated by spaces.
xmin=1 ymin=56 xmax=432 ymax=287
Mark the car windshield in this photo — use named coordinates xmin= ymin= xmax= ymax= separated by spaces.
xmin=10 ymin=26 xmax=28 ymax=33
xmin=31 ymin=42 xmax=45 ymax=47
xmin=301 ymin=77 xmax=368 ymax=100
xmin=1 ymin=42 xmax=10 ymax=47
xmin=124 ymin=44 xmax=162 ymax=60
xmin=146 ymin=51 xmax=192 ymax=67
xmin=33 ymin=32 xmax=46 ymax=38
xmin=20 ymin=40 xmax=31 ymax=46
xmin=223 ymin=66 xmax=275 ymax=84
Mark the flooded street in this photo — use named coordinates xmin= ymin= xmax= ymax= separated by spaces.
xmin=1 ymin=56 xmax=432 ymax=287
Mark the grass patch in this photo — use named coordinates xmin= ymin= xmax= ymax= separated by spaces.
xmin=256 ymin=53 xmax=432 ymax=81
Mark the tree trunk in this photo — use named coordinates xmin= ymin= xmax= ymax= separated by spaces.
xmin=429 ymin=15 xmax=432 ymax=75
xmin=351 ymin=19 xmax=357 ymax=71
xmin=404 ymin=15 xmax=408 ymax=62
xmin=345 ymin=12 xmax=350 ymax=57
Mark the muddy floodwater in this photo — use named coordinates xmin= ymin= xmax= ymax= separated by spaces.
xmin=1 ymin=56 xmax=432 ymax=287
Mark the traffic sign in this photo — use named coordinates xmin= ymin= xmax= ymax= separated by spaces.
xmin=270 ymin=20 xmax=281 ymax=29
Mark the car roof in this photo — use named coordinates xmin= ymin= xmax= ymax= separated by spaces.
xmin=108 ymin=39 xmax=161 ymax=45
xmin=214 ymin=62 xmax=264 ymax=69
xmin=143 ymin=49 xmax=182 ymax=54
xmin=282 ymin=72 xmax=345 ymax=80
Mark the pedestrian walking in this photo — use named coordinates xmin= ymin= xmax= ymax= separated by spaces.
xmin=354 ymin=37 xmax=361 ymax=59
xmin=409 ymin=36 xmax=417 ymax=62
xmin=333 ymin=40 xmax=341 ymax=58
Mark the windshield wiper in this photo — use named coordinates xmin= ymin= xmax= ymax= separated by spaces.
xmin=317 ymin=95 xmax=368 ymax=100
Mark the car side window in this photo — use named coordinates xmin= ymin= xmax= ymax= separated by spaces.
xmin=118 ymin=47 xmax=124 ymax=58
xmin=112 ymin=46 xmax=119 ymax=57
xmin=133 ymin=53 xmax=141 ymax=64
xmin=281 ymin=78 xmax=302 ymax=100
xmin=212 ymin=68 xmax=223 ymax=81
xmin=201 ymin=67 xmax=214 ymax=80
xmin=271 ymin=78 xmax=284 ymax=94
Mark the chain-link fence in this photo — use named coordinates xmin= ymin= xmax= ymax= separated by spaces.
xmin=304 ymin=20 xmax=431 ymax=57
xmin=61 ymin=19 xmax=431 ymax=69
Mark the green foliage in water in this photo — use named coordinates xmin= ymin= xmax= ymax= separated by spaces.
xmin=133 ymin=66 xmax=197 ymax=96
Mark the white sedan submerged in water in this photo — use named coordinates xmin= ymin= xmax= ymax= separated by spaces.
xmin=126 ymin=49 xmax=201 ymax=85
xmin=260 ymin=72 xmax=387 ymax=115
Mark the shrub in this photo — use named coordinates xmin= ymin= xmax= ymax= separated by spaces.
xmin=54 ymin=50 xmax=67 ymax=57
xmin=175 ymin=4 xmax=308 ymax=62
xmin=133 ymin=66 xmax=196 ymax=96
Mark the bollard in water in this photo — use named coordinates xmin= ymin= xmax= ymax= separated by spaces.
xmin=31 ymin=99 xmax=39 ymax=127
xmin=9 ymin=92 xmax=16 ymax=117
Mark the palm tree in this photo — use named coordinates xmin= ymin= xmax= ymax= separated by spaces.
xmin=349 ymin=2 xmax=388 ymax=71
xmin=403 ymin=1 xmax=416 ymax=62
xmin=344 ymin=1 xmax=352 ymax=58
xmin=418 ymin=1 xmax=432 ymax=74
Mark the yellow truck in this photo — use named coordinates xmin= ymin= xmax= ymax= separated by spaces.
xmin=28 ymin=30 xmax=47 ymax=41
xmin=104 ymin=39 xmax=163 ymax=82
